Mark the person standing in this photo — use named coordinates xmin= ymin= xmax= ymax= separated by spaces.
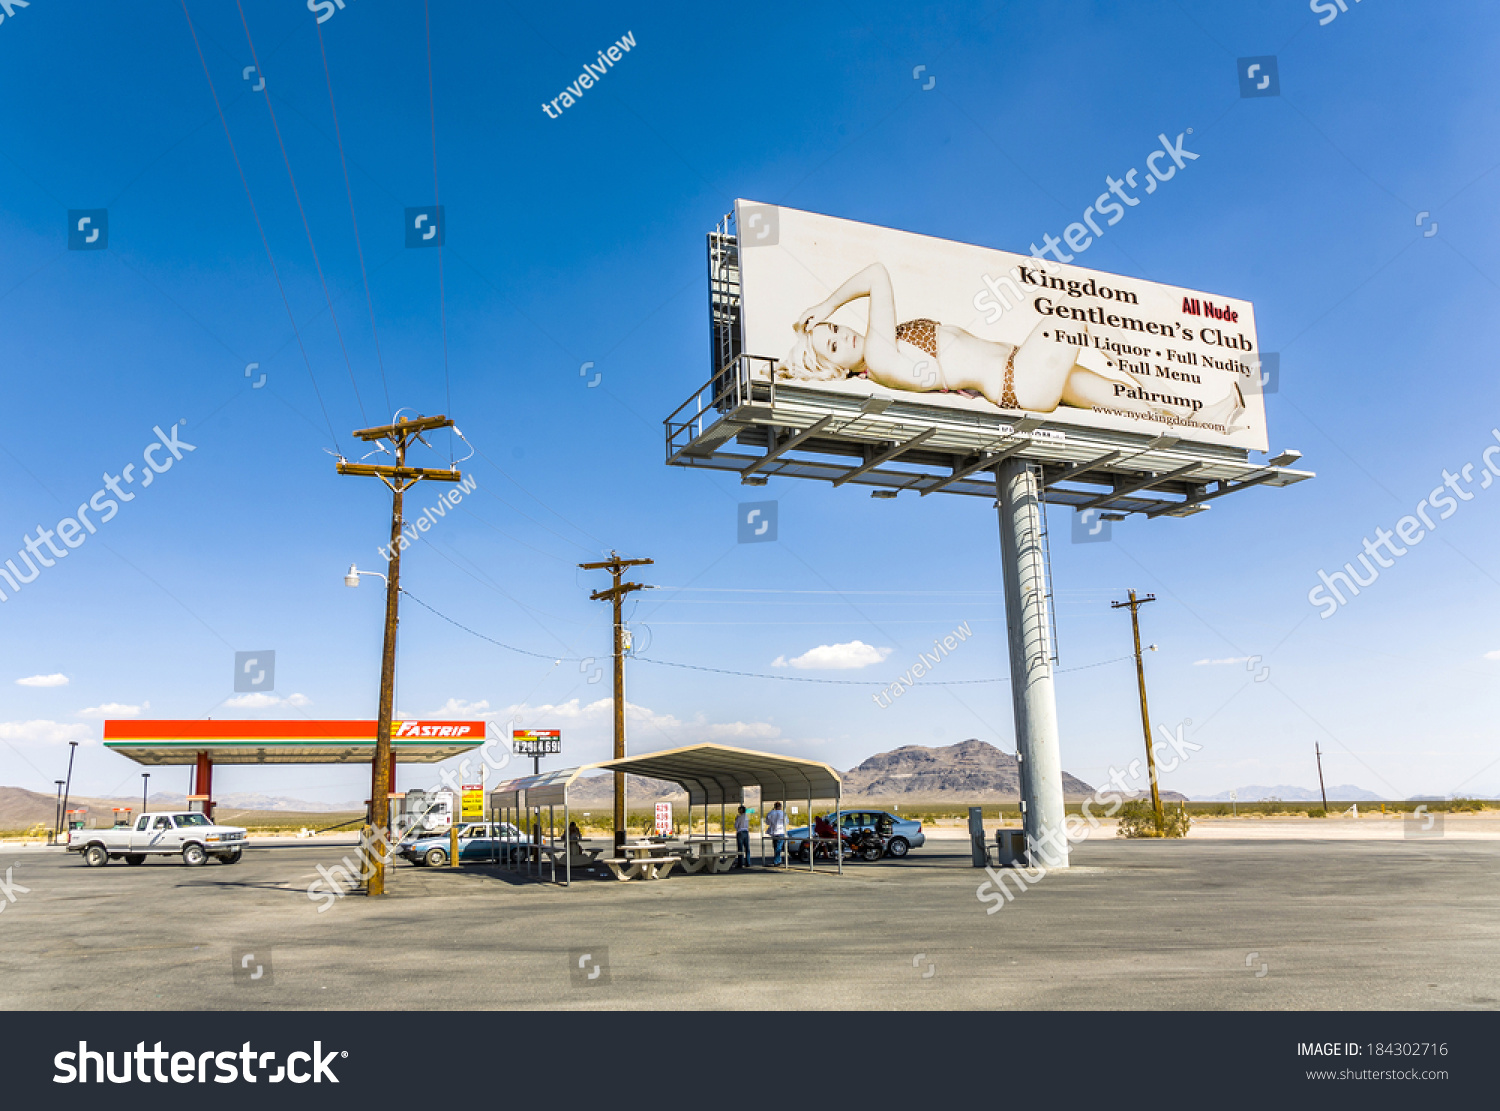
xmin=765 ymin=802 xmax=788 ymax=867
xmin=734 ymin=805 xmax=750 ymax=868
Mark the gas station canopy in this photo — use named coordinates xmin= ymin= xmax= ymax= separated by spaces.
xmin=102 ymin=719 xmax=488 ymax=766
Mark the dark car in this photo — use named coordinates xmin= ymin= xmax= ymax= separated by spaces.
xmin=786 ymin=809 xmax=926 ymax=859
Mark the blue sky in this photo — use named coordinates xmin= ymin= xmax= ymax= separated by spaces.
xmin=2 ymin=0 xmax=1498 ymax=806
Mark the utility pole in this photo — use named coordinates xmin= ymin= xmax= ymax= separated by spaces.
xmin=1111 ymin=590 xmax=1164 ymax=832
xmin=579 ymin=551 xmax=653 ymax=855
xmin=337 ymin=413 xmax=463 ymax=896
xmin=1315 ymin=743 xmax=1329 ymax=811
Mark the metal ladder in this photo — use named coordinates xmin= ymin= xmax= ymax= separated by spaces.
xmin=1027 ymin=461 xmax=1061 ymax=667
xmin=707 ymin=212 xmax=741 ymax=399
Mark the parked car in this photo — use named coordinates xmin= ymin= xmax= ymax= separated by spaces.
xmin=400 ymin=822 xmax=524 ymax=867
xmin=786 ymin=810 xmax=925 ymax=859
xmin=67 ymin=811 xmax=248 ymax=867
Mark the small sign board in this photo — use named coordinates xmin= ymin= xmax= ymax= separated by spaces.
xmin=461 ymin=784 xmax=485 ymax=820
xmin=512 ymin=729 xmax=561 ymax=756
xmin=654 ymin=802 xmax=673 ymax=835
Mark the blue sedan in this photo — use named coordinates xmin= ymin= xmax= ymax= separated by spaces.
xmin=786 ymin=810 xmax=926 ymax=859
xmin=400 ymin=822 xmax=524 ymax=867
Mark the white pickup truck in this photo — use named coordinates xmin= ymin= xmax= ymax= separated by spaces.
xmin=68 ymin=811 xmax=248 ymax=867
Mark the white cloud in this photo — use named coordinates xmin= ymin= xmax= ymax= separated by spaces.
xmin=772 ymin=640 xmax=891 ymax=671
xmin=76 ymin=701 xmax=149 ymax=719
xmin=426 ymin=698 xmax=498 ymax=719
xmin=497 ymin=698 xmax=782 ymax=748
xmin=0 ymin=720 xmax=93 ymax=744
xmin=1483 ymin=650 xmax=1500 ymax=661
xmin=16 ymin=673 xmax=69 ymax=687
xmin=224 ymin=693 xmax=310 ymax=709
xmin=1193 ymin=657 xmax=1251 ymax=666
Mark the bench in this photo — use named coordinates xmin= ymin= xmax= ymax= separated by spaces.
xmin=601 ymin=855 xmax=681 ymax=881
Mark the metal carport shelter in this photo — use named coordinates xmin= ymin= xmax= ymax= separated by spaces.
xmin=594 ymin=743 xmax=845 ymax=874
xmin=489 ymin=765 xmax=603 ymax=885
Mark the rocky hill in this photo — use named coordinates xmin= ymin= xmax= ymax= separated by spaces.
xmin=841 ymin=739 xmax=1099 ymax=800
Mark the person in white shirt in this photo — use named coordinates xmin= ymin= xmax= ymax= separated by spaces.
xmin=765 ymin=802 xmax=788 ymax=867
xmin=734 ymin=805 xmax=750 ymax=868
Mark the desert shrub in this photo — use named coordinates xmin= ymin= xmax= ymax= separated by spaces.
xmin=1116 ymin=799 xmax=1191 ymax=838
xmin=1306 ymin=808 xmax=1327 ymax=818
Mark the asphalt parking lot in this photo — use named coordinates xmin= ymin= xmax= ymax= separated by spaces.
xmin=2 ymin=837 xmax=1497 ymax=1010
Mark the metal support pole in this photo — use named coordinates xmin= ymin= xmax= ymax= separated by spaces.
xmin=996 ymin=460 xmax=1069 ymax=870
xmin=59 ymin=741 xmax=78 ymax=841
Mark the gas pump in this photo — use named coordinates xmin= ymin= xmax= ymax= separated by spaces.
xmin=64 ymin=807 xmax=88 ymax=844
xmin=112 ymin=808 xmax=133 ymax=828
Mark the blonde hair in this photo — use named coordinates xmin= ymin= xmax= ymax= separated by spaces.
xmin=774 ymin=328 xmax=854 ymax=382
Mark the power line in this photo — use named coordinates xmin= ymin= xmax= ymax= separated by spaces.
xmin=236 ymin=0 xmax=369 ymax=426
xmin=423 ymin=0 xmax=452 ymax=449
xmin=315 ymin=17 xmax=393 ymax=417
xmin=178 ymin=0 xmax=342 ymax=454
xmin=399 ymin=588 xmax=1133 ymax=687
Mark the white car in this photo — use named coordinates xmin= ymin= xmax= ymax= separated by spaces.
xmin=68 ymin=811 xmax=248 ymax=867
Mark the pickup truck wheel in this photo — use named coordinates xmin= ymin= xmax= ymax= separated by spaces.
xmin=124 ymin=854 xmax=146 ymax=866
xmin=424 ymin=848 xmax=447 ymax=867
xmin=181 ymin=843 xmax=207 ymax=867
xmin=220 ymin=848 xmax=243 ymax=864
xmin=83 ymin=844 xmax=109 ymax=867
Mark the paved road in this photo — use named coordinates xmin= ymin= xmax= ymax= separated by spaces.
xmin=1 ymin=837 xmax=1495 ymax=1009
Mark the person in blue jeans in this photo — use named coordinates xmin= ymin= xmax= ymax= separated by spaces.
xmin=765 ymin=801 xmax=788 ymax=866
xmin=734 ymin=805 xmax=751 ymax=868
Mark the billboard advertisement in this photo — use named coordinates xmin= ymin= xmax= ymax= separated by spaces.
xmin=734 ymin=200 xmax=1269 ymax=452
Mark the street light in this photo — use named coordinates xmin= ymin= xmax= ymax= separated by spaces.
xmin=345 ymin=564 xmax=388 ymax=588
xmin=59 ymin=740 xmax=78 ymax=841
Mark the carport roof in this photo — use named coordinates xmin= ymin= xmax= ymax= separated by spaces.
xmin=595 ymin=743 xmax=842 ymax=807
xmin=489 ymin=765 xmax=606 ymax=810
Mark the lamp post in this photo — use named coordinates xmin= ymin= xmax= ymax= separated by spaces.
xmin=59 ymin=740 xmax=78 ymax=839
xmin=142 ymin=772 xmax=150 ymax=815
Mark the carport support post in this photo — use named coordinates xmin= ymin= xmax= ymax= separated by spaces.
xmin=996 ymin=459 xmax=1069 ymax=870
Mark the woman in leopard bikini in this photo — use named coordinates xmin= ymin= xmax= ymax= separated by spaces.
xmin=775 ymin=262 xmax=1247 ymax=430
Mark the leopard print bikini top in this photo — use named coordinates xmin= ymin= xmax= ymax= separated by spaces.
xmin=894 ymin=319 xmax=939 ymax=358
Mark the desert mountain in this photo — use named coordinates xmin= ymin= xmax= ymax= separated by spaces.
xmin=840 ymin=739 xmax=1105 ymax=800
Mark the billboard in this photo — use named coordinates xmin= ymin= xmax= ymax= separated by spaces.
xmin=734 ymin=200 xmax=1269 ymax=453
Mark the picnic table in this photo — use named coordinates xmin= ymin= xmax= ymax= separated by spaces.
xmin=674 ymin=838 xmax=740 ymax=874
xmin=601 ymin=843 xmax=681 ymax=881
